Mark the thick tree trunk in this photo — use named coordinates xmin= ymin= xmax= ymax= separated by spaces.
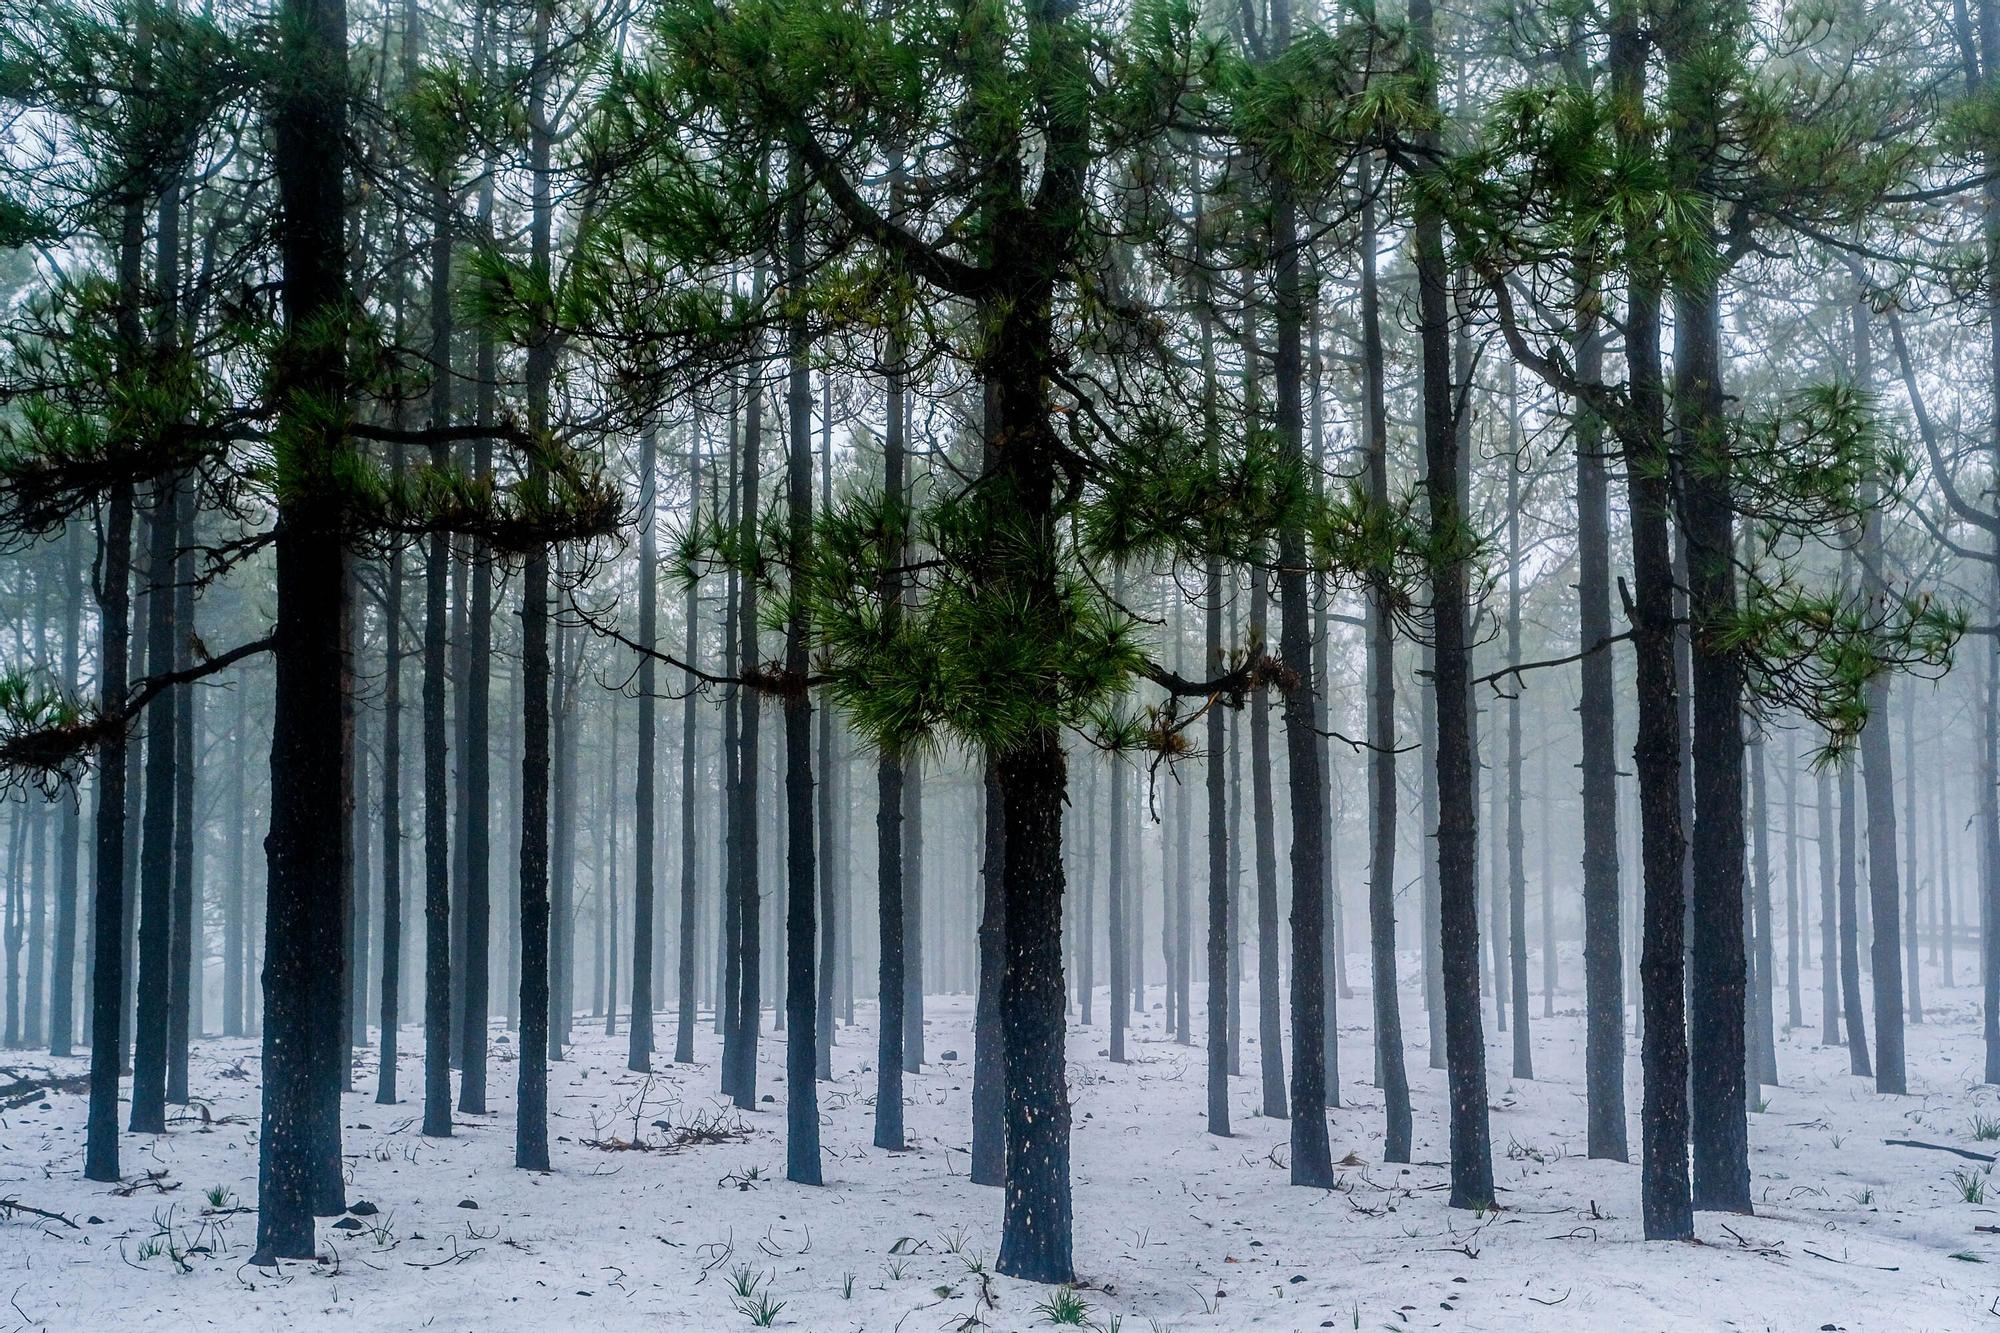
xmin=256 ymin=0 xmax=352 ymax=1255
xmin=1413 ymin=0 xmax=1492 ymax=1212
xmin=1607 ymin=4 xmax=1691 ymax=1237
xmin=84 ymin=468 xmax=134 ymax=1182
xmin=781 ymin=175 xmax=821 ymax=1184
xmin=514 ymin=0 xmax=555 ymax=1172
xmin=972 ymin=756 xmax=1007 ymax=1184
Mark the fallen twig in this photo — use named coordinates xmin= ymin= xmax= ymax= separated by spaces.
xmin=0 ymin=1197 xmax=79 ymax=1229
xmin=1884 ymin=1139 xmax=1996 ymax=1164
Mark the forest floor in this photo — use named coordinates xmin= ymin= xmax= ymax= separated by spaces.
xmin=0 ymin=952 xmax=1993 ymax=1331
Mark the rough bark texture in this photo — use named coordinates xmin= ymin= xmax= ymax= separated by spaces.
xmin=256 ymin=0 xmax=351 ymax=1258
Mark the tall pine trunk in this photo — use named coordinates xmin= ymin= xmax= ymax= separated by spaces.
xmin=256 ymin=0 xmax=352 ymax=1255
xmin=1413 ymin=0 xmax=1493 ymax=1211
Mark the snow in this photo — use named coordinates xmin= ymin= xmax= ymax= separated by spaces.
xmin=0 ymin=953 xmax=1994 ymax=1331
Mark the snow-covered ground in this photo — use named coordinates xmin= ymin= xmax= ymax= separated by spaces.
xmin=0 ymin=952 xmax=1994 ymax=1331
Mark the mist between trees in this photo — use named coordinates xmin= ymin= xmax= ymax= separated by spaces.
xmin=0 ymin=0 xmax=1992 ymax=1318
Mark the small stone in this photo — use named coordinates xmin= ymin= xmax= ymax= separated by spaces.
xmin=458 ymin=1199 xmax=479 ymax=1210
xmin=762 ymin=1094 xmax=775 ymax=1104
xmin=1289 ymin=1274 xmax=1306 ymax=1284
xmin=331 ymin=1217 xmax=364 ymax=1231
xmin=348 ymin=1201 xmax=380 ymax=1217
xmin=939 ymin=1050 xmax=959 ymax=1061
xmin=86 ymin=1216 xmax=104 ymax=1225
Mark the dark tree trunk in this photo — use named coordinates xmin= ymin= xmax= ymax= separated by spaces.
xmin=418 ymin=508 xmax=453 ymax=1127
xmin=718 ymin=385 xmax=741 ymax=1047
xmin=514 ymin=1 xmax=555 ymax=1172
xmin=1611 ymin=8 xmax=1691 ymax=1234
xmin=630 ymin=427 xmax=660 ymax=1072
xmin=724 ymin=335 xmax=764 ymax=1109
xmin=83 ymin=463 xmax=133 ymax=1183
xmin=378 ymin=441 xmax=404 ymax=1103
xmin=130 ymin=477 xmax=178 ymax=1135
xmin=1573 ymin=261 xmax=1625 ymax=1159
xmin=1271 ymin=166 xmax=1332 ymax=1185
xmin=781 ymin=173 xmax=821 ymax=1184
xmin=1239 ymin=296 xmax=1288 ymax=1123
xmin=673 ymin=441 xmax=704 ymax=1066
xmin=815 ymin=377 xmax=839 ymax=1081
xmin=1666 ymin=0 xmax=1751 ymax=1217
xmin=1200 ymin=274 xmax=1230 ymax=1136
xmin=903 ymin=756 xmax=925 ymax=1070
xmin=1357 ymin=157 xmax=1410 ymax=1162
xmin=1413 ymin=0 xmax=1492 ymax=1213
xmin=874 ymin=312 xmax=908 ymax=1149
xmin=257 ymin=0 xmax=352 ymax=1255
xmin=551 ymin=605 xmax=578 ymax=1057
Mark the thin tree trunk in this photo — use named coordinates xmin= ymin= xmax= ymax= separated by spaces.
xmin=672 ymin=438 xmax=704 ymax=1066
xmin=130 ymin=477 xmax=178 ymax=1135
xmin=628 ymin=428 xmax=659 ymax=1070
xmin=1504 ymin=384 xmax=1532 ymax=1082
xmin=1357 ymin=155 xmax=1410 ymax=1161
xmin=1270 ymin=141 xmax=1332 ymax=1182
xmin=50 ymin=528 xmax=83 ymax=1058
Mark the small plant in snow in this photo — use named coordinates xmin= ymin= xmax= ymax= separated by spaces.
xmin=1849 ymin=1187 xmax=1874 ymax=1206
xmin=726 ymin=1263 xmax=767 ymax=1300
xmin=734 ymin=1291 xmax=786 ymax=1327
xmin=1972 ymin=1114 xmax=2000 ymax=1142
xmin=839 ymin=1270 xmax=855 ymax=1299
xmin=1951 ymin=1169 xmax=1989 ymax=1205
xmin=203 ymin=1185 xmax=234 ymax=1210
xmin=1035 ymin=1289 xmax=1092 ymax=1326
